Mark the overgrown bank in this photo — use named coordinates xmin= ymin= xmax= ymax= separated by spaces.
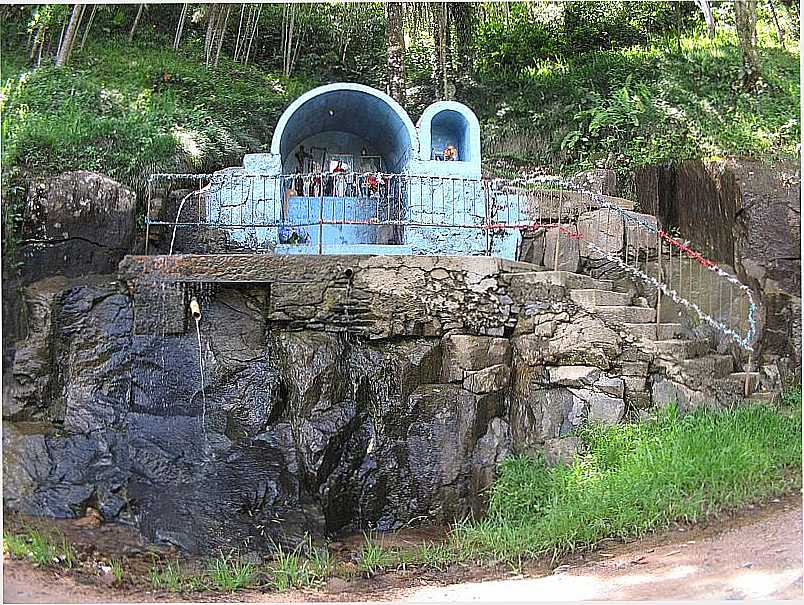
xmin=5 ymin=393 xmax=801 ymax=595
xmin=2 ymin=21 xmax=799 ymax=202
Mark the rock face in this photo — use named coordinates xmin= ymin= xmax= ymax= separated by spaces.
xmin=635 ymin=159 xmax=801 ymax=377
xmin=3 ymin=254 xmax=662 ymax=555
xmin=571 ymin=169 xmax=618 ymax=196
xmin=18 ymin=171 xmax=136 ymax=282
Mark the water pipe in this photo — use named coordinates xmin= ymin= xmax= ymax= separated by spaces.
xmin=189 ymin=297 xmax=202 ymax=321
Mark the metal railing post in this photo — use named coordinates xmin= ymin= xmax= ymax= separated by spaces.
xmin=484 ymin=180 xmax=492 ymax=256
xmin=744 ymin=351 xmax=754 ymax=397
xmin=318 ymin=174 xmax=324 ymax=255
xmin=656 ymin=238 xmax=663 ymax=332
xmin=145 ymin=175 xmax=153 ymax=255
xmin=553 ymin=187 xmax=564 ymax=271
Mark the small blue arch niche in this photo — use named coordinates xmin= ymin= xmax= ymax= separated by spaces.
xmin=430 ymin=109 xmax=471 ymax=162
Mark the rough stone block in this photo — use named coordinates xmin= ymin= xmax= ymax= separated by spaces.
xmin=577 ymin=208 xmax=625 ymax=260
xmin=518 ymin=231 xmax=545 ymax=265
xmin=541 ymin=227 xmax=581 ymax=272
xmin=441 ymin=335 xmax=512 ymax=382
xmin=543 ymin=436 xmax=584 ymax=466
xmin=546 ymin=365 xmax=600 ymax=387
xmin=623 ymin=210 xmax=659 ymax=256
xmin=463 ymin=364 xmax=511 ymax=394
xmin=571 ymin=169 xmax=618 ymax=196
xmin=513 ymin=313 xmax=621 ymax=369
xmin=569 ymin=388 xmax=625 ymax=424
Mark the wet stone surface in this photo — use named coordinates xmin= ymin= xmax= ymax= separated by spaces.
xmin=2 ymin=253 xmax=722 ymax=556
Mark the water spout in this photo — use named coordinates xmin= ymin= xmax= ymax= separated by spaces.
xmin=190 ymin=297 xmax=202 ymax=321
xmin=169 ymin=184 xmax=209 ymax=255
xmin=190 ymin=296 xmax=207 ymax=443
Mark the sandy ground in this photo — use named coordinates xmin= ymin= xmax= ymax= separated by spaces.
xmin=3 ymin=497 xmax=802 ymax=603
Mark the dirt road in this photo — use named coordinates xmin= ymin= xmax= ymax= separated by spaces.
xmin=4 ymin=498 xmax=802 ymax=602
xmin=398 ymin=501 xmax=803 ymax=602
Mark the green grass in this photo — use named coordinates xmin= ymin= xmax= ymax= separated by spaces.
xmin=0 ymin=35 xmax=317 ymax=261
xmin=206 ymin=551 xmax=256 ymax=592
xmin=454 ymin=398 xmax=802 ymax=561
xmin=108 ymin=558 xmax=125 ymax=584
xmin=477 ymin=27 xmax=800 ymax=185
xmin=267 ymin=539 xmax=333 ymax=591
xmin=2 ymin=527 xmax=77 ymax=568
xmin=0 ymin=35 xmax=315 ymax=199
xmin=356 ymin=536 xmax=399 ymax=577
xmin=149 ymin=559 xmax=185 ymax=592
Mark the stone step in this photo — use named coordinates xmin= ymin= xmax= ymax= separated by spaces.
xmin=570 ymin=289 xmax=633 ymax=307
xmin=679 ymin=354 xmax=734 ymax=379
xmin=594 ymin=305 xmax=656 ymax=324
xmin=624 ymin=323 xmax=684 ymax=340
xmin=720 ymin=372 xmax=780 ymax=402
xmin=726 ymin=372 xmax=763 ymax=392
xmin=745 ymin=391 xmax=781 ymax=404
xmin=526 ymin=271 xmax=614 ymax=291
xmin=644 ymin=338 xmax=709 ymax=359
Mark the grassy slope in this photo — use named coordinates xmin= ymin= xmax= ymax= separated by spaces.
xmin=455 ymin=394 xmax=802 ymax=560
xmin=2 ymin=28 xmax=799 ymax=196
xmin=1 ymin=36 xmax=316 ymax=197
xmin=473 ymin=28 xmax=800 ymax=184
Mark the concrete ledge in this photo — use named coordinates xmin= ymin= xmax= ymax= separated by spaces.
xmin=118 ymin=254 xmax=565 ymax=339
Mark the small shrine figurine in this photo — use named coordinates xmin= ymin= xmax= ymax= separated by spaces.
xmin=443 ymin=145 xmax=458 ymax=161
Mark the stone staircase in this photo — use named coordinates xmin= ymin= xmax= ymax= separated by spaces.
xmin=525 ymin=270 xmax=779 ymax=405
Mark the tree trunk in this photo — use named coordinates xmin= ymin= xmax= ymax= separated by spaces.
xmin=205 ymin=4 xmax=226 ymax=66
xmin=734 ymin=0 xmax=761 ymax=89
xmin=29 ymin=25 xmax=43 ymax=60
xmin=282 ymin=4 xmax=298 ymax=77
xmin=173 ymin=3 xmax=188 ymax=51
xmin=129 ymin=4 xmax=144 ymax=44
xmin=233 ymin=4 xmax=245 ymax=61
xmin=204 ymin=4 xmax=219 ymax=61
xmin=54 ymin=4 xmax=83 ymax=67
xmin=79 ymin=4 xmax=97 ymax=51
xmin=385 ymin=1 xmax=406 ymax=105
xmin=244 ymin=5 xmax=261 ymax=65
xmin=431 ymin=4 xmax=445 ymax=100
xmin=767 ymin=0 xmax=786 ymax=45
xmin=443 ymin=3 xmax=453 ymax=100
xmin=214 ymin=4 xmax=231 ymax=67
xmin=693 ymin=0 xmax=716 ymax=37
xmin=451 ymin=2 xmax=473 ymax=78
xmin=55 ymin=21 xmax=66 ymax=60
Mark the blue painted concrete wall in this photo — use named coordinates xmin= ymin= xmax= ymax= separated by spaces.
xmin=205 ymin=84 xmax=519 ymax=259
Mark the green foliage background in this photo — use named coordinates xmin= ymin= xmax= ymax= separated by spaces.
xmin=0 ymin=1 xmax=799 ymax=220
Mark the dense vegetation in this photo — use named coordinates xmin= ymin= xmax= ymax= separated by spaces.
xmin=457 ymin=393 xmax=802 ymax=559
xmin=1 ymin=2 xmax=799 ymax=193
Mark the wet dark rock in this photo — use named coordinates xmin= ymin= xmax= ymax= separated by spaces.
xmin=19 ymin=171 xmax=136 ymax=282
xmin=3 ymin=254 xmax=659 ymax=555
xmin=470 ymin=417 xmax=512 ymax=515
xmin=634 ymin=159 xmax=801 ymax=376
xmin=3 ymin=422 xmax=128 ymax=519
